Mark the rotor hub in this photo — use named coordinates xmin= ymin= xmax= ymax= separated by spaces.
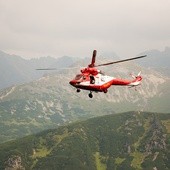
xmin=81 ymin=67 xmax=99 ymax=76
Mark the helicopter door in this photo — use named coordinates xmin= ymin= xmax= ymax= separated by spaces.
xmin=90 ymin=75 xmax=95 ymax=84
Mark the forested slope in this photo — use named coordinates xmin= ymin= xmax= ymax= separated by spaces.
xmin=0 ymin=112 xmax=170 ymax=170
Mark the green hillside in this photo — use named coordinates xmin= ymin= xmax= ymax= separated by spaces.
xmin=0 ymin=112 xmax=169 ymax=170
xmin=0 ymin=79 xmax=116 ymax=143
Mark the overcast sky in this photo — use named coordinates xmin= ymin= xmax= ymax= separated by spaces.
xmin=0 ymin=0 xmax=170 ymax=59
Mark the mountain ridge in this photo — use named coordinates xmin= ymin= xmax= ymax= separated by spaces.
xmin=0 ymin=49 xmax=170 ymax=144
xmin=138 ymin=47 xmax=170 ymax=76
xmin=0 ymin=111 xmax=169 ymax=170
xmin=0 ymin=47 xmax=169 ymax=89
xmin=0 ymin=58 xmax=170 ymax=143
xmin=0 ymin=50 xmax=76 ymax=89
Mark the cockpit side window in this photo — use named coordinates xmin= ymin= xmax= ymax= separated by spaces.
xmin=75 ymin=74 xmax=83 ymax=80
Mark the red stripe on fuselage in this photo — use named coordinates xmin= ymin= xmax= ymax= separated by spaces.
xmin=111 ymin=78 xmax=131 ymax=86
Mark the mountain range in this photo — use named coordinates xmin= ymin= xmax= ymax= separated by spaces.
xmin=0 ymin=47 xmax=170 ymax=90
xmin=0 ymin=49 xmax=170 ymax=143
xmin=138 ymin=47 xmax=170 ymax=76
xmin=0 ymin=50 xmax=75 ymax=89
xmin=0 ymin=111 xmax=169 ymax=170
xmin=0 ymin=49 xmax=170 ymax=169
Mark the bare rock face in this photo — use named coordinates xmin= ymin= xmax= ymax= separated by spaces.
xmin=5 ymin=155 xmax=25 ymax=170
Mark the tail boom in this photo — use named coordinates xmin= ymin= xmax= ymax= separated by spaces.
xmin=111 ymin=73 xmax=142 ymax=87
xmin=128 ymin=75 xmax=142 ymax=87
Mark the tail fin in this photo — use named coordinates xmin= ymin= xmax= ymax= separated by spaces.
xmin=137 ymin=71 xmax=141 ymax=77
xmin=130 ymin=71 xmax=142 ymax=79
xmin=129 ymin=71 xmax=142 ymax=87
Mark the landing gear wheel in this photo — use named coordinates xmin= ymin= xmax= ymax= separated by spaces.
xmin=88 ymin=92 xmax=93 ymax=98
xmin=104 ymin=89 xmax=108 ymax=93
xmin=76 ymin=89 xmax=80 ymax=93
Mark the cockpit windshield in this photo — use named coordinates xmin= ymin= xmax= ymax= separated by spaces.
xmin=75 ymin=74 xmax=83 ymax=80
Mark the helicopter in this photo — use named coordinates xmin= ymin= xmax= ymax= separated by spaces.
xmin=69 ymin=50 xmax=146 ymax=98
xmin=37 ymin=50 xmax=146 ymax=98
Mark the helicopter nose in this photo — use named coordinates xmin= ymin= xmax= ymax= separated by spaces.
xmin=69 ymin=80 xmax=76 ymax=86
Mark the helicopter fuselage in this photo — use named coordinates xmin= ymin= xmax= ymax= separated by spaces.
xmin=70 ymin=73 xmax=113 ymax=92
xmin=69 ymin=67 xmax=142 ymax=95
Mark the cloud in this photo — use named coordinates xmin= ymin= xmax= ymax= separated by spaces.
xmin=0 ymin=0 xmax=170 ymax=58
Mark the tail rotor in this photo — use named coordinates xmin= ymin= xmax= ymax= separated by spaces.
xmin=130 ymin=71 xmax=142 ymax=79
xmin=137 ymin=71 xmax=141 ymax=77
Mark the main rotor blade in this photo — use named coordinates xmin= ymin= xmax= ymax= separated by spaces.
xmin=89 ymin=50 xmax=97 ymax=67
xmin=36 ymin=66 xmax=80 ymax=71
xmin=36 ymin=68 xmax=58 ymax=70
xmin=95 ymin=55 xmax=147 ymax=67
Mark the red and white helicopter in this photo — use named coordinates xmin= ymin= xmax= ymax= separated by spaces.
xmin=69 ymin=50 xmax=146 ymax=98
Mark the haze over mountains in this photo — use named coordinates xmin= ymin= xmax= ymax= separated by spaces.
xmin=0 ymin=47 xmax=170 ymax=90
xmin=138 ymin=47 xmax=170 ymax=76
xmin=139 ymin=47 xmax=170 ymax=68
xmin=0 ymin=50 xmax=75 ymax=89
